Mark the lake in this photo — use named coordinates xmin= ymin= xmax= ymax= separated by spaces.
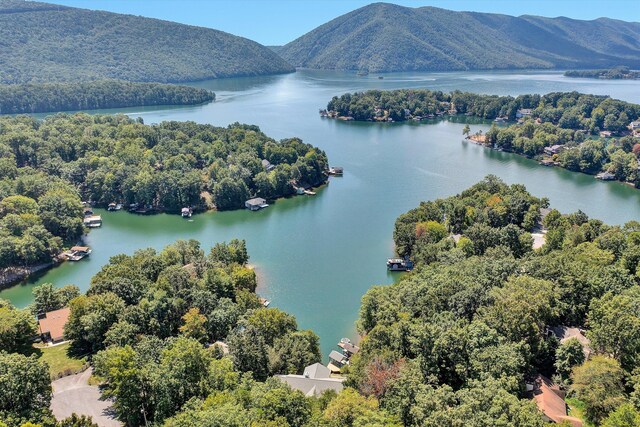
xmin=3 ymin=69 xmax=640 ymax=359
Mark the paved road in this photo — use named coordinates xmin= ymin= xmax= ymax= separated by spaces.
xmin=51 ymin=367 xmax=121 ymax=427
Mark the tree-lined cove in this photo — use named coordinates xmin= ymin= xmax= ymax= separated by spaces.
xmin=2 ymin=69 xmax=640 ymax=368
xmin=325 ymin=89 xmax=640 ymax=185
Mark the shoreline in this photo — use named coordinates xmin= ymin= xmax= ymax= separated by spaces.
xmin=0 ymin=179 xmax=329 ymax=292
xmin=0 ymin=262 xmax=58 ymax=290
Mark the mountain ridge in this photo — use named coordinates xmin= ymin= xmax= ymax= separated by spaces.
xmin=0 ymin=0 xmax=295 ymax=84
xmin=279 ymin=2 xmax=640 ymax=72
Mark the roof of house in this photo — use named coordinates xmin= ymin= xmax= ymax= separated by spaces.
xmin=276 ymin=373 xmax=345 ymax=397
xmin=532 ymin=375 xmax=583 ymax=427
xmin=38 ymin=307 xmax=71 ymax=342
xmin=303 ymin=362 xmax=331 ymax=379
xmin=339 ymin=342 xmax=360 ymax=355
xmin=549 ymin=325 xmax=592 ymax=357
xmin=328 ymin=350 xmax=347 ymax=363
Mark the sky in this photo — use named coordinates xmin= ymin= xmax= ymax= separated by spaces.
xmin=44 ymin=0 xmax=640 ymax=46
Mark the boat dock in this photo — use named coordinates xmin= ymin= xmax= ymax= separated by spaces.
xmin=64 ymin=246 xmax=92 ymax=261
xmin=387 ymin=257 xmax=413 ymax=271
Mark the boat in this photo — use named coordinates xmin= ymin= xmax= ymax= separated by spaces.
xmin=181 ymin=207 xmax=192 ymax=218
xmin=378 ymin=76 xmax=384 ymax=79
xmin=356 ymin=70 xmax=369 ymax=76
xmin=64 ymin=246 xmax=92 ymax=261
xmin=83 ymin=207 xmax=93 ymax=216
xmin=304 ymin=189 xmax=316 ymax=195
xmin=259 ymin=297 xmax=271 ymax=307
xmin=115 ymin=203 xmax=122 ymax=211
xmin=83 ymin=215 xmax=102 ymax=228
xmin=387 ymin=257 xmax=413 ymax=271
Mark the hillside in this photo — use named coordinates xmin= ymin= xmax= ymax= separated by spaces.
xmin=279 ymin=3 xmax=640 ymax=72
xmin=0 ymin=0 xmax=294 ymax=84
xmin=0 ymin=80 xmax=216 ymax=114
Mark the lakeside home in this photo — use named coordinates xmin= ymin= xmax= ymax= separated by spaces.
xmin=275 ymin=363 xmax=345 ymax=397
xmin=37 ymin=307 xmax=71 ymax=344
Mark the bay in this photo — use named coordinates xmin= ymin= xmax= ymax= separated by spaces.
xmin=3 ymin=69 xmax=640 ymax=359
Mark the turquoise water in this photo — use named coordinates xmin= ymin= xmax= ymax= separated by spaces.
xmin=4 ymin=69 xmax=640 ymax=359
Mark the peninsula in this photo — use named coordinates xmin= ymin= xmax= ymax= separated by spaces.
xmin=324 ymin=89 xmax=640 ymax=186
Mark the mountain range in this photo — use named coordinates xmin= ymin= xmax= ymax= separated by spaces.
xmin=0 ymin=0 xmax=294 ymax=84
xmin=278 ymin=2 xmax=640 ymax=72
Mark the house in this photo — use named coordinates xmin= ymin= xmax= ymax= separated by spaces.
xmin=528 ymin=375 xmax=582 ymax=427
xmin=600 ymin=130 xmax=613 ymax=138
xmin=543 ymin=145 xmax=565 ymax=156
xmin=261 ymin=159 xmax=275 ymax=172
xmin=211 ymin=341 xmax=229 ymax=355
xmin=548 ymin=326 xmax=592 ymax=359
xmin=38 ymin=307 xmax=71 ymax=344
xmin=516 ymin=109 xmax=533 ymax=118
xmin=245 ymin=198 xmax=268 ymax=211
xmin=276 ymin=362 xmax=345 ymax=397
xmin=630 ymin=121 xmax=640 ymax=130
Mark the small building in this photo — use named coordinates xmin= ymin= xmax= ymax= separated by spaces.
xmin=211 ymin=341 xmax=229 ymax=355
xmin=261 ymin=159 xmax=275 ymax=172
xmin=83 ymin=215 xmax=102 ymax=228
xmin=596 ymin=171 xmax=616 ymax=181
xmin=276 ymin=362 xmax=345 ymax=397
xmin=543 ymin=145 xmax=565 ymax=156
xmin=338 ymin=341 xmax=360 ymax=357
xmin=38 ymin=307 xmax=71 ymax=344
xmin=328 ymin=350 xmax=348 ymax=368
xmin=630 ymin=121 xmax=640 ymax=130
xmin=245 ymin=198 xmax=268 ymax=211
xmin=516 ymin=109 xmax=533 ymax=118
xmin=599 ymin=130 xmax=613 ymax=138
xmin=528 ymin=375 xmax=582 ymax=427
xmin=548 ymin=326 xmax=592 ymax=359
xmin=65 ymin=246 xmax=92 ymax=261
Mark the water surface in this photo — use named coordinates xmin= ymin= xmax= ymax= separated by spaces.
xmin=5 ymin=70 xmax=640 ymax=358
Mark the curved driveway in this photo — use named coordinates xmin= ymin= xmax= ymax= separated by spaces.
xmin=51 ymin=368 xmax=121 ymax=427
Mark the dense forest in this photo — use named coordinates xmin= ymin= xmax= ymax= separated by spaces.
xmin=327 ymin=89 xmax=640 ymax=185
xmin=280 ymin=3 xmax=640 ymax=72
xmin=348 ymin=177 xmax=640 ymax=426
xmin=0 ymin=240 xmax=401 ymax=427
xmin=4 ymin=180 xmax=640 ymax=426
xmin=0 ymin=0 xmax=294 ymax=84
xmin=0 ymin=114 xmax=328 ymax=269
xmin=565 ymin=66 xmax=640 ymax=80
xmin=0 ymin=81 xmax=215 ymax=114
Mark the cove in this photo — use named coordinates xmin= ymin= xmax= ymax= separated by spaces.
xmin=3 ymin=69 xmax=640 ymax=359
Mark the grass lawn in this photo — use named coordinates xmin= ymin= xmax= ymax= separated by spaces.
xmin=34 ymin=342 xmax=87 ymax=379
xmin=566 ymin=397 xmax=595 ymax=427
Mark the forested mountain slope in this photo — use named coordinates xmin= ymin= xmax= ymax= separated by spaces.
xmin=0 ymin=0 xmax=295 ymax=84
xmin=279 ymin=3 xmax=640 ymax=72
